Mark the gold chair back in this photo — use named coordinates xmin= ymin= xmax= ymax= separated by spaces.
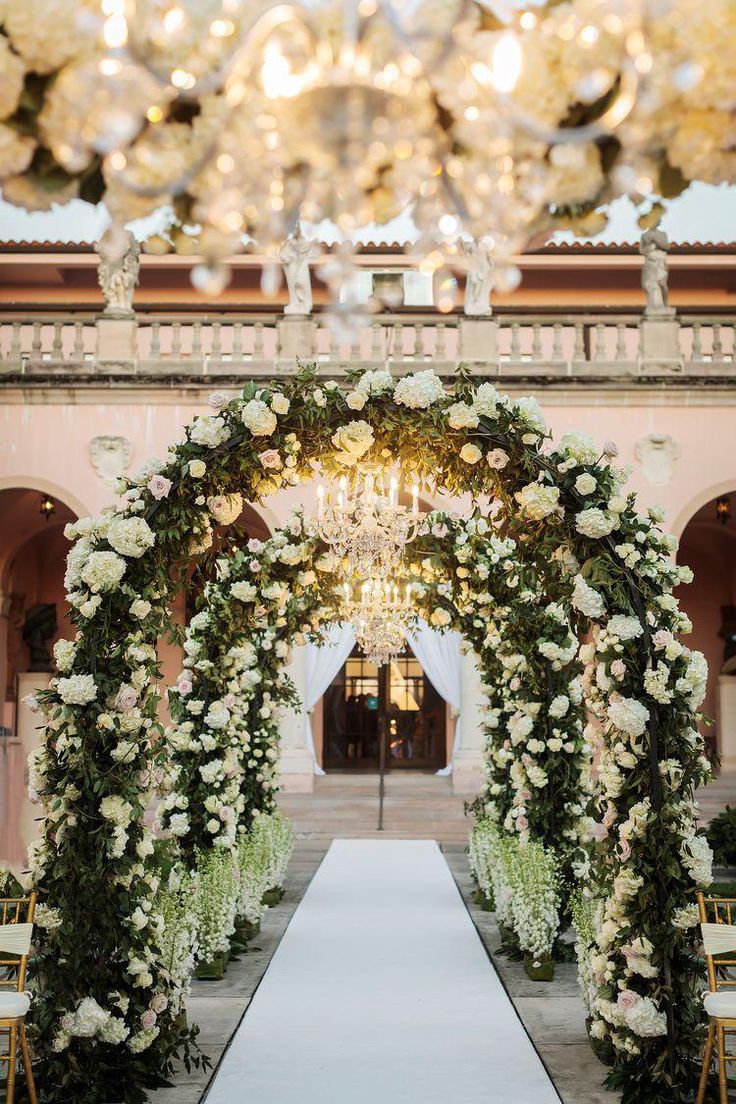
xmin=0 ymin=896 xmax=36 ymax=997
xmin=698 ymin=892 xmax=736 ymax=995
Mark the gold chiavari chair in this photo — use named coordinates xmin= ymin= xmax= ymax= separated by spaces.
xmin=0 ymin=893 xmax=37 ymax=1104
xmin=697 ymin=891 xmax=736 ymax=1104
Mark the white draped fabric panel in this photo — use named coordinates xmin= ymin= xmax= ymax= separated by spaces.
xmin=304 ymin=623 xmax=357 ymax=775
xmin=405 ymin=619 xmax=462 ymax=776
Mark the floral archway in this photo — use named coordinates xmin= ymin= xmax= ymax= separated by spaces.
xmin=32 ymin=365 xmax=711 ymax=1104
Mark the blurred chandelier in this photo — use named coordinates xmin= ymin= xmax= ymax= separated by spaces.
xmin=342 ymin=577 xmax=416 ymax=667
xmin=86 ymin=0 xmax=650 ymax=293
xmin=316 ymin=468 xmax=423 ymax=578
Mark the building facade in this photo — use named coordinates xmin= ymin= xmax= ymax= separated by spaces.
xmin=1 ymin=236 xmax=735 ymax=862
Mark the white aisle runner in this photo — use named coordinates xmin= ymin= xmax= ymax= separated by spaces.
xmin=207 ymin=840 xmax=560 ymax=1103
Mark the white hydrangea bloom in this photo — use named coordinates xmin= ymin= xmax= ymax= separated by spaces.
xmin=607 ymin=697 xmax=650 ymax=738
xmin=575 ymin=508 xmax=616 ymax=539
xmin=57 ymin=674 xmax=97 ymax=705
xmin=558 ymin=430 xmax=598 ymax=464
xmin=393 ymin=370 xmax=445 ymax=409
xmin=515 ymin=483 xmax=560 ymax=520
xmin=242 ymin=399 xmax=277 ymax=436
xmin=107 ymin=516 xmax=156 ymax=559
xmin=80 ymin=550 xmax=127 ymax=593
xmin=514 ymin=396 xmax=546 ymax=434
xmin=571 ymin=574 xmax=606 ymax=619
xmin=53 ymin=638 xmax=76 ymax=673
xmin=190 ymin=415 xmax=230 ymax=447
xmin=607 ymin=615 xmax=643 ymax=640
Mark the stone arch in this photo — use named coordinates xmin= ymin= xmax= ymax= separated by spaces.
xmin=29 ymin=368 xmax=711 ymax=1103
xmin=671 ymin=477 xmax=736 ymax=538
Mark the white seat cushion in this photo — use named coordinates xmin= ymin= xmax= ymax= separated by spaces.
xmin=704 ymin=991 xmax=736 ymax=1018
xmin=0 ymin=992 xmax=30 ymax=1018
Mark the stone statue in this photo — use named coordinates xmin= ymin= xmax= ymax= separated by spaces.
xmin=461 ymin=240 xmax=493 ymax=317
xmin=280 ymin=223 xmax=317 ymax=316
xmin=22 ymin=603 xmax=57 ymax=672
xmin=96 ymin=228 xmax=140 ymax=317
xmin=640 ymin=228 xmax=673 ymax=317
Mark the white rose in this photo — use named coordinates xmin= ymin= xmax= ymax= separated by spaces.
xmin=188 ymin=459 xmax=206 ymax=478
xmin=346 ymin=391 xmax=367 ymax=411
xmin=270 ymin=392 xmax=290 ymax=415
xmin=130 ymin=599 xmax=152 ymax=620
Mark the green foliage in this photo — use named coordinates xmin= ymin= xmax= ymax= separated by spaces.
xmin=707 ymin=806 xmax=736 ymax=867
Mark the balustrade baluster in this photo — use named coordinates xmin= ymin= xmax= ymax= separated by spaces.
xmin=572 ymin=322 xmax=585 ymax=362
xmin=371 ymin=322 xmax=382 ymax=361
xmin=411 ymin=324 xmax=422 ymax=359
xmin=253 ymin=322 xmax=264 ymax=359
xmin=435 ymin=323 xmax=447 ymax=361
xmin=232 ymin=322 xmax=243 ymax=361
xmin=691 ymin=322 xmax=702 ymax=361
xmin=171 ymin=321 xmax=181 ymax=359
xmin=531 ymin=323 xmax=542 ymax=362
xmin=52 ymin=321 xmax=63 ymax=360
xmin=149 ymin=322 xmax=161 ymax=361
xmin=614 ymin=323 xmax=627 ymax=362
xmin=72 ymin=322 xmax=85 ymax=361
xmin=191 ymin=322 xmax=202 ymax=362
xmin=594 ymin=322 xmax=607 ymax=361
xmin=211 ymin=322 xmax=221 ymax=360
xmin=551 ymin=323 xmax=563 ymax=362
xmin=349 ymin=329 xmax=360 ymax=361
xmin=9 ymin=322 xmax=21 ymax=362
xmin=31 ymin=322 xmax=42 ymax=360
xmin=712 ymin=323 xmax=723 ymax=361
xmin=396 ymin=323 xmax=405 ymax=362
xmin=510 ymin=322 xmax=521 ymax=360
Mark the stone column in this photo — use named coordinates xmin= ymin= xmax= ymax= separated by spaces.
xmin=451 ymin=648 xmax=486 ymax=796
xmin=717 ymin=675 xmax=736 ymax=769
xmin=639 ymin=317 xmax=681 ymax=373
xmin=95 ymin=316 xmax=138 ymax=374
xmin=277 ymin=644 xmax=315 ymax=793
xmin=276 ymin=317 xmax=317 ymax=368
xmin=458 ymin=318 xmax=498 ymax=368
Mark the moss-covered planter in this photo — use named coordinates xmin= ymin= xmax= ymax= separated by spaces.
xmin=262 ymin=886 xmax=284 ymax=907
xmin=195 ymin=955 xmax=227 ymax=981
xmin=524 ymin=954 xmax=555 ymax=982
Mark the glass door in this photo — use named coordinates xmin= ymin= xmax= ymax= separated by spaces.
xmin=322 ymin=644 xmax=446 ymax=771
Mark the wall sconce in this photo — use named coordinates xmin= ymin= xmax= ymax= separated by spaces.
xmin=39 ymin=494 xmax=55 ymax=521
xmin=716 ymin=496 xmax=731 ymax=526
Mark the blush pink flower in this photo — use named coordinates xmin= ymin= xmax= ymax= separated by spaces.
xmin=208 ymin=391 xmax=228 ymax=409
xmin=177 ymin=677 xmax=193 ymax=697
xmin=150 ymin=994 xmax=168 ymax=1014
xmin=618 ymin=838 xmax=632 ymax=861
xmin=114 ymin=685 xmax=138 ymax=712
xmin=141 ymin=1009 xmax=157 ymax=1030
xmin=617 ymin=989 xmax=639 ymax=1011
xmin=258 ymin=449 xmax=282 ymax=470
xmin=224 ymin=694 xmax=236 ymax=709
xmin=516 ymin=815 xmax=529 ymax=831
xmin=147 ymin=474 xmax=172 ymax=500
xmin=610 ymin=659 xmax=626 ymax=680
xmin=589 ymin=822 xmax=608 ymax=842
xmin=247 ymin=538 xmax=263 ymax=553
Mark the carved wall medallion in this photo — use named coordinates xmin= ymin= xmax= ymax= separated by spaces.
xmin=89 ymin=435 xmax=133 ymax=488
xmin=634 ymin=433 xmax=680 ymax=486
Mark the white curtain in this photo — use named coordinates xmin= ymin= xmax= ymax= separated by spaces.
xmin=304 ymin=623 xmax=356 ymax=775
xmin=406 ymin=619 xmax=462 ymax=776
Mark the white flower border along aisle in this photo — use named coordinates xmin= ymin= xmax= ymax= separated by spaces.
xmin=32 ymin=364 xmax=711 ymax=1103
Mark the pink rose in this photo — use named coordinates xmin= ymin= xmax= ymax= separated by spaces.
xmin=603 ymin=806 xmax=617 ymax=829
xmin=208 ymin=391 xmax=228 ymax=409
xmin=516 ymin=816 xmax=529 ymax=831
xmin=224 ymin=694 xmax=236 ymax=709
xmin=247 ymin=538 xmax=263 ymax=553
xmin=603 ymin=440 xmax=619 ymax=458
xmin=520 ymin=789 xmax=532 ymax=802
xmin=652 ymin=630 xmax=673 ymax=651
xmin=147 ymin=474 xmax=172 ymax=500
xmin=618 ymin=838 xmax=632 ymax=861
xmin=610 ymin=659 xmax=626 ymax=680
xmin=432 ymin=523 xmax=449 ymax=538
xmin=487 ymin=448 xmax=510 ymax=470
xmin=150 ymin=994 xmax=168 ymax=1014
xmin=114 ymin=685 xmax=138 ymax=712
xmin=617 ymin=990 xmax=639 ymax=1011
xmin=258 ymin=449 xmax=282 ymax=470
xmin=589 ymin=822 xmax=608 ymax=842
xmin=22 ymin=693 xmax=40 ymax=713
xmin=176 ymin=677 xmax=192 ymax=697
xmin=141 ymin=1009 xmax=157 ymax=1030
xmin=249 ymin=560 xmax=261 ymax=573
xmin=153 ymin=767 xmax=165 ymax=786
xmin=220 ymin=806 xmax=233 ymax=822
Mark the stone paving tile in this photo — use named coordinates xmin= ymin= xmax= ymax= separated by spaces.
xmin=538 ymin=1045 xmax=618 ymax=1104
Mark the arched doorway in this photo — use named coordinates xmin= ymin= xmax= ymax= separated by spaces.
xmin=0 ymin=486 xmax=77 ymax=866
xmin=321 ymin=642 xmax=447 ymax=771
xmin=677 ymin=489 xmax=736 ymax=766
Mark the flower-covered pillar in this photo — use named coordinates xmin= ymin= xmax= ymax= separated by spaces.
xmin=451 ymin=648 xmax=487 ymax=794
xmin=277 ymin=643 xmax=315 ymax=792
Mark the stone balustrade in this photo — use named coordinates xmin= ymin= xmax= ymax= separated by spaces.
xmin=0 ymin=310 xmax=734 ymax=383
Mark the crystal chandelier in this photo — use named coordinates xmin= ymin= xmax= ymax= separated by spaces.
xmin=316 ymin=469 xmax=423 ymax=579
xmin=85 ymin=0 xmax=650 ymax=295
xmin=342 ymin=577 xmax=416 ymax=667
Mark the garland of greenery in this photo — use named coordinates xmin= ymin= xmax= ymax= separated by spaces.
xmin=30 ymin=365 xmax=711 ymax=1102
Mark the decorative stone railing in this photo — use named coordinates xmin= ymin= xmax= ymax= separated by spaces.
xmin=0 ymin=311 xmax=734 ymax=381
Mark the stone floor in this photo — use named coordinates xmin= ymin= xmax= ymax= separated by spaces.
xmin=277 ymin=771 xmax=472 ymax=842
xmin=151 ymin=767 xmax=736 ymax=1104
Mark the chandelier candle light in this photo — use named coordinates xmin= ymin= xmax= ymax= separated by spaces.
xmin=342 ymin=577 xmax=416 ymax=667
xmin=315 ymin=469 xmax=422 ymax=578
